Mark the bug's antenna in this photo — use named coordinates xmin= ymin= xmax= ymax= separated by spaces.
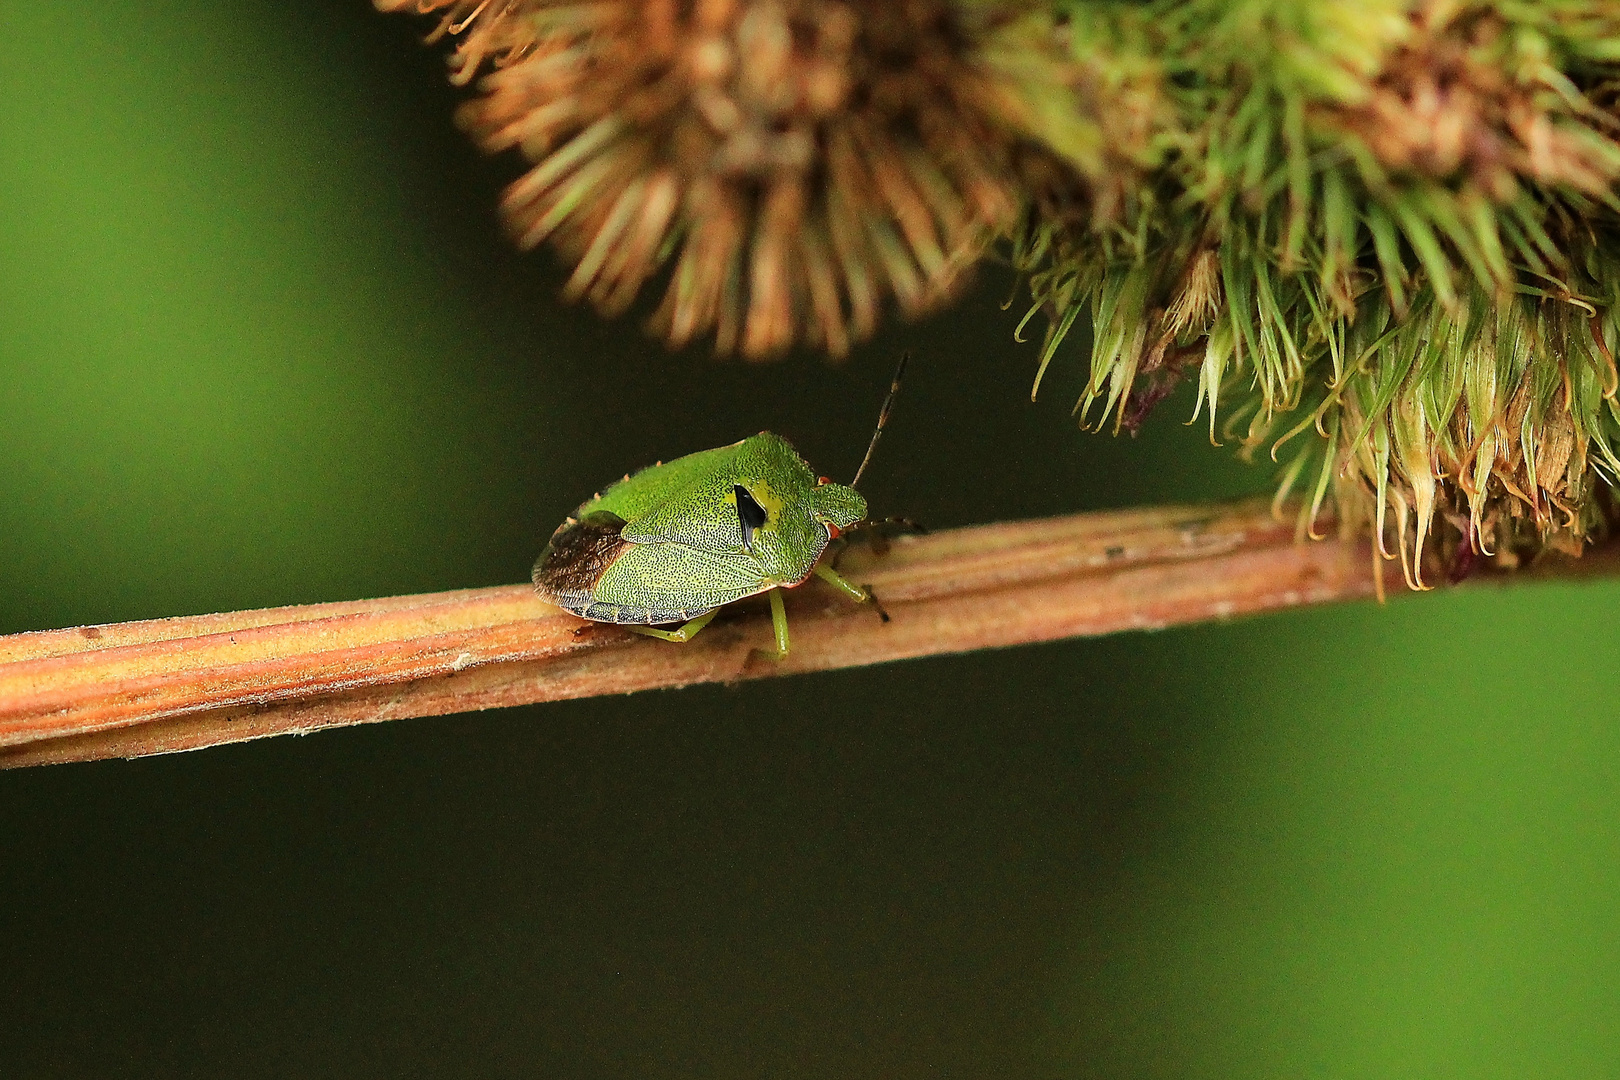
xmin=851 ymin=351 xmax=908 ymax=490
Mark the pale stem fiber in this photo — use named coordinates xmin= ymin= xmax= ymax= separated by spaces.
xmin=1 ymin=499 xmax=1607 ymax=769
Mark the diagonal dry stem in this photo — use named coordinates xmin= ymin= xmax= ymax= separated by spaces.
xmin=1 ymin=499 xmax=1610 ymax=769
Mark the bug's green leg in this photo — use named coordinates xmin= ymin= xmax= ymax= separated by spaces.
xmin=812 ymin=563 xmax=868 ymax=603
xmin=814 ymin=563 xmax=890 ymax=623
xmin=753 ymin=588 xmax=790 ymax=660
xmin=628 ymin=609 xmax=719 ymax=643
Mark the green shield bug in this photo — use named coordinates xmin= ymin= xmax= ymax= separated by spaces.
xmin=533 ymin=355 xmax=908 ymax=658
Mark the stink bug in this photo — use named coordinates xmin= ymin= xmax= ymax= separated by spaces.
xmin=533 ymin=355 xmax=907 ymax=658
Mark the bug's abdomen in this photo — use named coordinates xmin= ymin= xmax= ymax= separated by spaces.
xmin=567 ymin=600 xmax=717 ymax=625
xmin=586 ymin=542 xmax=765 ymax=623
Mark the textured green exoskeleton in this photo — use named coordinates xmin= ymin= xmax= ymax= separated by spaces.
xmin=533 ymin=358 xmax=906 ymax=657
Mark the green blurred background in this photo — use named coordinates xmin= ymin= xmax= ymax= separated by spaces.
xmin=2 ymin=3 xmax=1617 ymax=1076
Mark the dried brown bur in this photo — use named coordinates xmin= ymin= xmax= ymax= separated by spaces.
xmin=380 ymin=0 xmax=1047 ymax=357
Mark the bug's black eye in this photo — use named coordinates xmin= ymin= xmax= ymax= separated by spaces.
xmin=735 ymin=485 xmax=768 ymax=553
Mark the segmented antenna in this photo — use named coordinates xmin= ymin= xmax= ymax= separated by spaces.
xmin=851 ymin=352 xmax=908 ymax=490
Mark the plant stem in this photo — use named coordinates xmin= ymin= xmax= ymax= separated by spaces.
xmin=0 ymin=499 xmax=1609 ymax=769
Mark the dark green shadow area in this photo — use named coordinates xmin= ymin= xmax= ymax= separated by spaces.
xmin=1 ymin=3 xmax=1616 ymax=1078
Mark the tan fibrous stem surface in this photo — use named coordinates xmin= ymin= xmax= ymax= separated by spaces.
xmin=1 ymin=500 xmax=1399 ymax=769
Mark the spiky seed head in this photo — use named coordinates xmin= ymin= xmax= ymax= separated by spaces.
xmin=1319 ymin=3 xmax=1620 ymax=202
xmin=1015 ymin=0 xmax=1620 ymax=582
xmin=380 ymin=0 xmax=1080 ymax=359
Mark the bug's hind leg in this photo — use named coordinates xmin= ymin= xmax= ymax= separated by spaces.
xmin=628 ymin=609 xmax=719 ymax=643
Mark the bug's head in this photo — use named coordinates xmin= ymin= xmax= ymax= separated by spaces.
xmin=808 ymin=480 xmax=866 ymax=539
xmin=730 ymin=475 xmax=860 ymax=582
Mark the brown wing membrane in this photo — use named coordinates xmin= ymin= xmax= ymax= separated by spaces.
xmin=532 ymin=511 xmax=630 ymax=611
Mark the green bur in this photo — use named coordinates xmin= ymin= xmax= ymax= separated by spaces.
xmin=1013 ymin=0 xmax=1620 ymax=575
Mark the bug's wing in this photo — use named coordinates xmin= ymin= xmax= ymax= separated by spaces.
xmin=534 ymin=509 xmax=769 ymax=624
xmin=532 ymin=511 xmax=633 ymax=611
xmin=588 ymin=541 xmax=770 ymax=622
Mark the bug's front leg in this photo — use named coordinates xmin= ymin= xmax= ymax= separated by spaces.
xmin=829 ymin=517 xmax=928 ymax=563
xmin=628 ymin=609 xmax=719 ymax=643
xmin=813 ymin=564 xmax=890 ymax=623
